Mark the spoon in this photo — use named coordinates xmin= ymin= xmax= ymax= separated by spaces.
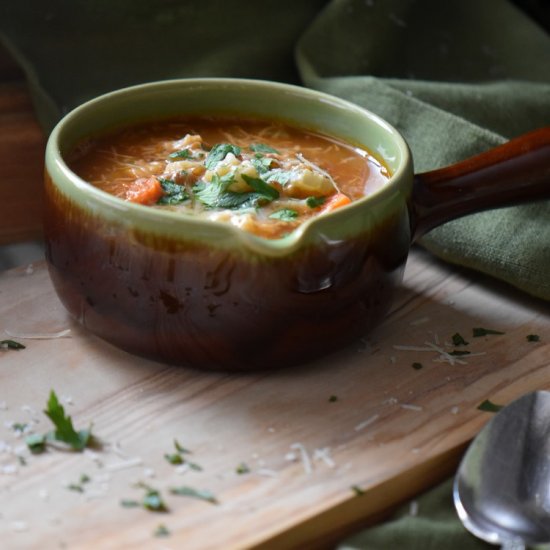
xmin=454 ymin=391 xmax=550 ymax=549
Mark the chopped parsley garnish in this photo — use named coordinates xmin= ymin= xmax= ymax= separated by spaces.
xmin=451 ymin=333 xmax=469 ymax=346
xmin=351 ymin=485 xmax=365 ymax=496
xmin=269 ymin=209 xmax=298 ymax=221
xmin=194 ymin=173 xmax=279 ymax=210
xmin=305 ymin=196 xmax=326 ymax=208
xmin=263 ymin=168 xmax=293 ymax=186
xmin=472 ymin=327 xmax=505 ymax=337
xmin=168 ymin=149 xmax=192 ymax=160
xmin=205 ymin=143 xmax=241 ymax=169
xmin=154 ymin=524 xmax=171 ymax=538
xmin=527 ymin=334 xmax=540 ymax=342
xmin=241 ymin=174 xmax=279 ymax=201
xmin=329 ymin=395 xmax=338 ymax=402
xmin=477 ymin=399 xmax=503 ymax=413
xmin=25 ymin=390 xmax=94 ymax=453
xmin=251 ymin=155 xmax=274 ymax=174
xmin=157 ymin=177 xmax=189 ymax=205
xmin=169 ymin=486 xmax=219 ymax=505
xmin=412 ymin=362 xmax=423 ymax=370
xmin=0 ymin=339 xmax=26 ymax=350
xmin=236 ymin=462 xmax=250 ymax=474
xmin=249 ymin=143 xmax=279 ymax=154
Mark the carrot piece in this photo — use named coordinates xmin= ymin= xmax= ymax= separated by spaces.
xmin=320 ymin=192 xmax=352 ymax=213
xmin=126 ymin=177 xmax=164 ymax=205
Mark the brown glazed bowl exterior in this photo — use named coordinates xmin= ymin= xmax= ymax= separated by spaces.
xmin=44 ymin=78 xmax=415 ymax=370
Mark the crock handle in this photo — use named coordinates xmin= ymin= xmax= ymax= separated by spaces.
xmin=411 ymin=127 xmax=550 ymax=242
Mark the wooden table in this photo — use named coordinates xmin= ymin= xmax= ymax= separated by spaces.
xmin=0 ymin=248 xmax=549 ymax=549
xmin=1 ymin=45 xmax=549 ymax=549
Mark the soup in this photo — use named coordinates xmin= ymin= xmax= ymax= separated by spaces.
xmin=68 ymin=117 xmax=390 ymax=239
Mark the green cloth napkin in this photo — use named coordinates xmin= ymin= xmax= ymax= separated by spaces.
xmin=1 ymin=2 xmax=549 ymax=547
xmin=2 ymin=0 xmax=549 ymax=300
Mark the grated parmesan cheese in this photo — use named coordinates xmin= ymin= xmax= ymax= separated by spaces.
xmin=354 ymin=414 xmax=379 ymax=431
xmin=5 ymin=328 xmax=72 ymax=340
xmin=290 ymin=443 xmax=312 ymax=475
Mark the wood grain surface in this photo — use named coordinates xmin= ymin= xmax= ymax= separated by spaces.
xmin=0 ymin=248 xmax=548 ymax=549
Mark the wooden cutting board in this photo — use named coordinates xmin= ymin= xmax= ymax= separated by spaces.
xmin=0 ymin=248 xmax=548 ymax=549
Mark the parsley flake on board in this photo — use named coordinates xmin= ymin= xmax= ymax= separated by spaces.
xmin=451 ymin=333 xmax=469 ymax=346
xmin=164 ymin=440 xmax=202 ymax=470
xmin=236 ymin=462 xmax=250 ymax=474
xmin=127 ymin=483 xmax=169 ymax=512
xmin=156 ymin=177 xmax=189 ymax=205
xmin=205 ymin=143 xmax=241 ymax=169
xmin=477 ymin=399 xmax=504 ymax=413
xmin=527 ymin=334 xmax=540 ymax=342
xmin=412 ymin=362 xmax=423 ymax=370
xmin=472 ymin=327 xmax=505 ymax=337
xmin=329 ymin=395 xmax=338 ymax=402
xmin=0 ymin=339 xmax=25 ymax=350
xmin=449 ymin=350 xmax=471 ymax=356
xmin=351 ymin=485 xmax=365 ymax=496
xmin=154 ymin=524 xmax=171 ymax=538
xmin=25 ymin=390 xmax=94 ymax=453
xmin=169 ymin=486 xmax=219 ymax=505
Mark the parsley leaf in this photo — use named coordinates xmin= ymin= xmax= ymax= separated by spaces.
xmin=194 ymin=173 xmax=279 ymax=210
xmin=205 ymin=143 xmax=241 ymax=169
xmin=351 ymin=485 xmax=365 ymax=496
xmin=329 ymin=395 xmax=338 ymax=402
xmin=44 ymin=390 xmax=92 ymax=451
xmin=305 ymin=196 xmax=326 ymax=208
xmin=168 ymin=149 xmax=192 ymax=160
xmin=251 ymin=155 xmax=274 ymax=174
xmin=249 ymin=143 xmax=279 ymax=154
xmin=157 ymin=177 xmax=189 ymax=205
xmin=263 ymin=169 xmax=294 ymax=186
xmin=269 ymin=209 xmax=298 ymax=221
xmin=527 ymin=334 xmax=540 ymax=342
xmin=26 ymin=390 xmax=94 ymax=453
xmin=0 ymin=339 xmax=25 ymax=350
xmin=240 ymin=174 xmax=279 ymax=201
xmin=412 ymin=362 xmax=423 ymax=370
xmin=477 ymin=399 xmax=503 ymax=413
xmin=169 ymin=486 xmax=219 ymax=505
xmin=472 ymin=327 xmax=505 ymax=337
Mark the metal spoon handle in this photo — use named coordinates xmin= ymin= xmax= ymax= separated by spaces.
xmin=500 ymin=541 xmax=525 ymax=550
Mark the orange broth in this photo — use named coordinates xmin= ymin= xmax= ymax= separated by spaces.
xmin=68 ymin=117 xmax=390 ymax=239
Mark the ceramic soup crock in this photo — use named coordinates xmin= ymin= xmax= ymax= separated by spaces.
xmin=44 ymin=79 xmax=550 ymax=370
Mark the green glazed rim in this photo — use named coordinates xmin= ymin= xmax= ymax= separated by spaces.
xmin=45 ymin=78 xmax=413 ymax=256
